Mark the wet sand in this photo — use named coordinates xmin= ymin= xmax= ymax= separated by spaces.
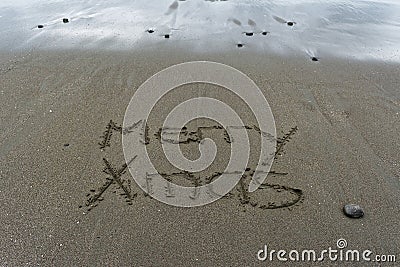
xmin=0 ymin=48 xmax=399 ymax=266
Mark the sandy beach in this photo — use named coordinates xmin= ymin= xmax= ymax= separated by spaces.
xmin=0 ymin=47 xmax=399 ymax=266
xmin=1 ymin=0 xmax=400 ymax=266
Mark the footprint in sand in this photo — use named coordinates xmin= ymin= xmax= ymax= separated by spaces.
xmin=273 ymin=15 xmax=296 ymax=26
xmin=230 ymin=18 xmax=267 ymax=36
xmin=243 ymin=19 xmax=257 ymax=36
xmin=228 ymin=18 xmax=242 ymax=26
xmin=165 ymin=0 xmax=179 ymax=15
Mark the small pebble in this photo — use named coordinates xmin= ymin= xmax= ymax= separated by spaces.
xmin=311 ymin=57 xmax=319 ymax=62
xmin=38 ymin=25 xmax=44 ymax=29
xmin=147 ymin=29 xmax=154 ymax=33
xmin=245 ymin=32 xmax=253 ymax=36
xmin=237 ymin=43 xmax=243 ymax=48
xmin=287 ymin=21 xmax=294 ymax=26
xmin=63 ymin=143 xmax=70 ymax=147
xmin=62 ymin=18 xmax=69 ymax=23
xmin=164 ymin=34 xmax=170 ymax=39
xmin=262 ymin=31 xmax=268 ymax=35
xmin=343 ymin=204 xmax=364 ymax=218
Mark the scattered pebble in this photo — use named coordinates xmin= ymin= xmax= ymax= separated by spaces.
xmin=164 ymin=34 xmax=170 ymax=39
xmin=311 ymin=57 xmax=319 ymax=62
xmin=63 ymin=143 xmax=70 ymax=147
xmin=147 ymin=29 xmax=154 ymax=33
xmin=287 ymin=21 xmax=295 ymax=26
xmin=262 ymin=31 xmax=268 ymax=35
xmin=237 ymin=43 xmax=243 ymax=48
xmin=343 ymin=204 xmax=364 ymax=218
xmin=37 ymin=25 xmax=44 ymax=29
xmin=245 ymin=32 xmax=253 ymax=36
xmin=62 ymin=18 xmax=69 ymax=23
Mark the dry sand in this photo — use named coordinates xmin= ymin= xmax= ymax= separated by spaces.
xmin=0 ymin=48 xmax=399 ymax=266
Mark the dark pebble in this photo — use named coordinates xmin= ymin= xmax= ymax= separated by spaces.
xmin=147 ymin=29 xmax=154 ymax=33
xmin=343 ymin=204 xmax=364 ymax=218
xmin=287 ymin=21 xmax=294 ymax=26
xmin=262 ymin=31 xmax=268 ymax=35
xmin=237 ymin=43 xmax=243 ymax=48
xmin=38 ymin=25 xmax=44 ymax=29
xmin=63 ymin=18 xmax=69 ymax=23
xmin=245 ymin=32 xmax=253 ymax=36
xmin=311 ymin=57 xmax=319 ymax=62
xmin=63 ymin=143 xmax=70 ymax=147
xmin=164 ymin=34 xmax=170 ymax=39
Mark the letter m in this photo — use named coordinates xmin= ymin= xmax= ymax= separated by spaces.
xmin=345 ymin=250 xmax=360 ymax=261
xmin=302 ymin=250 xmax=316 ymax=261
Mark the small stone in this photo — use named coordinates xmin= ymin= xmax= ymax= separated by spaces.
xmin=245 ymin=32 xmax=253 ymax=36
xmin=147 ymin=29 xmax=154 ymax=33
xmin=237 ymin=43 xmax=243 ymax=48
xmin=164 ymin=34 xmax=170 ymax=39
xmin=62 ymin=18 xmax=69 ymax=23
xmin=343 ymin=204 xmax=364 ymax=218
xmin=262 ymin=31 xmax=268 ymax=35
xmin=38 ymin=25 xmax=44 ymax=29
xmin=287 ymin=21 xmax=294 ymax=26
xmin=63 ymin=143 xmax=70 ymax=147
xmin=311 ymin=57 xmax=319 ymax=62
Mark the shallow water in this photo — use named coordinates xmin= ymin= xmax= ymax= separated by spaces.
xmin=0 ymin=0 xmax=399 ymax=61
